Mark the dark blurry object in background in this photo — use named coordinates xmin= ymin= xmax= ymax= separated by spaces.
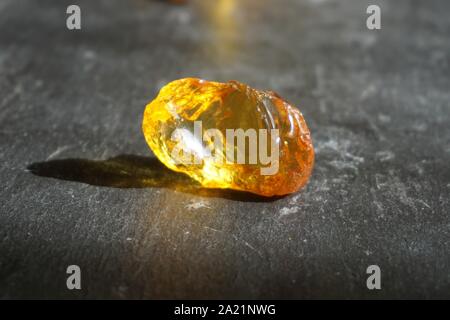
xmin=164 ymin=0 xmax=187 ymax=5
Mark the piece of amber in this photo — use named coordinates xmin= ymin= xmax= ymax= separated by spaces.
xmin=142 ymin=78 xmax=314 ymax=197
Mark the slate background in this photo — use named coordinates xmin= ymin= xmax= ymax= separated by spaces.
xmin=0 ymin=0 xmax=449 ymax=299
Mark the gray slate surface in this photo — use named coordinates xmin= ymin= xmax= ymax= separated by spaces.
xmin=0 ymin=0 xmax=449 ymax=299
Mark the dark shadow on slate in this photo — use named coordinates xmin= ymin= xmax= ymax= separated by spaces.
xmin=27 ymin=154 xmax=280 ymax=202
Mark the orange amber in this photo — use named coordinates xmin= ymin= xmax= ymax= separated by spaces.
xmin=142 ymin=78 xmax=314 ymax=197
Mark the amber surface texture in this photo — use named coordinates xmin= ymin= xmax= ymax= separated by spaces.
xmin=142 ymin=78 xmax=314 ymax=197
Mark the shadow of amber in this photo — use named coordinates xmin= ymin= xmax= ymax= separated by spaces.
xmin=27 ymin=154 xmax=280 ymax=202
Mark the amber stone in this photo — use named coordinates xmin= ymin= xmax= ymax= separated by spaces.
xmin=142 ymin=78 xmax=314 ymax=197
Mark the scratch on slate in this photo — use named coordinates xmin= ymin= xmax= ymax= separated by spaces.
xmin=416 ymin=199 xmax=431 ymax=209
xmin=46 ymin=145 xmax=71 ymax=160
xmin=231 ymin=234 xmax=263 ymax=258
xmin=204 ymin=226 xmax=263 ymax=258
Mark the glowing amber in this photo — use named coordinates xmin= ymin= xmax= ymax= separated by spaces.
xmin=142 ymin=78 xmax=314 ymax=197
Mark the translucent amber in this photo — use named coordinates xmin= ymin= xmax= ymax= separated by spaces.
xmin=142 ymin=78 xmax=314 ymax=197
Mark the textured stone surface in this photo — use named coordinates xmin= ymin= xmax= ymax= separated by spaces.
xmin=143 ymin=78 xmax=314 ymax=196
xmin=0 ymin=0 xmax=449 ymax=299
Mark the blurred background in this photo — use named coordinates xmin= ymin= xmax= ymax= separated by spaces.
xmin=0 ymin=0 xmax=449 ymax=299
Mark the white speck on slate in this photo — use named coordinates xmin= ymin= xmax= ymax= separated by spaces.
xmin=186 ymin=200 xmax=211 ymax=210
